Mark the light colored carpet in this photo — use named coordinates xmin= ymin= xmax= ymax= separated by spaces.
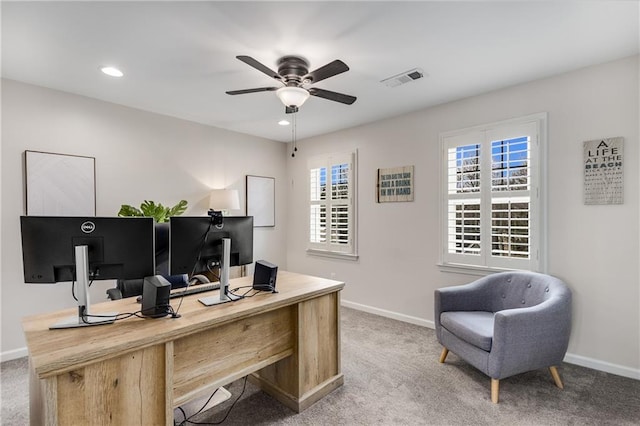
xmin=2 ymin=307 xmax=639 ymax=425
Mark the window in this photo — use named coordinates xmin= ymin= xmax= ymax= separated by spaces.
xmin=440 ymin=113 xmax=546 ymax=272
xmin=308 ymin=151 xmax=357 ymax=259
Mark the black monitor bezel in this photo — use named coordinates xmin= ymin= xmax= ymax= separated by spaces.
xmin=169 ymin=215 xmax=254 ymax=277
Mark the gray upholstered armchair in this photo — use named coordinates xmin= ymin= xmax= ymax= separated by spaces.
xmin=434 ymin=271 xmax=572 ymax=403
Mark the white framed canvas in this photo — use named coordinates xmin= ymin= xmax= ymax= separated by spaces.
xmin=25 ymin=150 xmax=96 ymax=216
xmin=246 ymin=175 xmax=275 ymax=227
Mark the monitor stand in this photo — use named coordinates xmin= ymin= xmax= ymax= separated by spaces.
xmin=50 ymin=245 xmax=118 ymax=329
xmin=199 ymin=238 xmax=240 ymax=306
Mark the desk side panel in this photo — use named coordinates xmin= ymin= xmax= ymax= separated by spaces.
xmin=54 ymin=345 xmax=166 ymax=425
xmin=299 ymin=291 xmax=340 ymax=393
xmin=253 ymin=291 xmax=342 ymax=412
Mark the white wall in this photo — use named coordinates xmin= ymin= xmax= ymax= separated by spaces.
xmin=286 ymin=56 xmax=640 ymax=378
xmin=1 ymin=79 xmax=288 ymax=358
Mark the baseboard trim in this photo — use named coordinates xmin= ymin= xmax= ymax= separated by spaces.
xmin=1 ymin=347 xmax=28 ymax=363
xmin=341 ymin=299 xmax=639 ymax=381
xmin=341 ymin=299 xmax=435 ymax=329
xmin=563 ymin=353 xmax=640 ymax=380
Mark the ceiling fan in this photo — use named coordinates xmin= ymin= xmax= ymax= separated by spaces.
xmin=226 ymin=55 xmax=357 ymax=113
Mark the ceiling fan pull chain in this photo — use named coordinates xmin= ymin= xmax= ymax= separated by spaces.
xmin=291 ymin=113 xmax=296 ymax=157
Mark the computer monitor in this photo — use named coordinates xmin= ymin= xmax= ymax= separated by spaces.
xmin=169 ymin=215 xmax=253 ymax=305
xmin=169 ymin=216 xmax=254 ymax=275
xmin=20 ymin=216 xmax=155 ymax=328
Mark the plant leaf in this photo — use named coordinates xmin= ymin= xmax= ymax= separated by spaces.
xmin=167 ymin=199 xmax=188 ymax=217
xmin=118 ymin=205 xmax=143 ymax=217
xmin=139 ymin=200 xmax=159 ymax=217
xmin=147 ymin=201 xmax=169 ymax=223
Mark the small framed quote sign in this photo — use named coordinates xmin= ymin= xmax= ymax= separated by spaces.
xmin=583 ymin=137 xmax=624 ymax=205
xmin=377 ymin=165 xmax=414 ymax=203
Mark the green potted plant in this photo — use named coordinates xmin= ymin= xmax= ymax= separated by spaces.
xmin=117 ymin=199 xmax=188 ymax=223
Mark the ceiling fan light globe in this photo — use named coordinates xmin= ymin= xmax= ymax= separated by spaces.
xmin=276 ymin=86 xmax=310 ymax=107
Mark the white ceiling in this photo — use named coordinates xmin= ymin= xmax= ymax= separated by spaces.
xmin=2 ymin=1 xmax=638 ymax=142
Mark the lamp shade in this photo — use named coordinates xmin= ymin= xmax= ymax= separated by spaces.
xmin=209 ymin=189 xmax=240 ymax=211
xmin=276 ymin=86 xmax=310 ymax=107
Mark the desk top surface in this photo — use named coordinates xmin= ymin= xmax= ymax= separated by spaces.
xmin=23 ymin=270 xmax=344 ymax=378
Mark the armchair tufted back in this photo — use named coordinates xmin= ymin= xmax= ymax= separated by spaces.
xmin=467 ymin=271 xmax=570 ymax=313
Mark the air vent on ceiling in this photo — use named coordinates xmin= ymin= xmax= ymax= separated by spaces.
xmin=381 ymin=68 xmax=425 ymax=88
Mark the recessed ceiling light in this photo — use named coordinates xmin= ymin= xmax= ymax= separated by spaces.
xmin=278 ymin=120 xmax=290 ymax=126
xmin=100 ymin=66 xmax=124 ymax=77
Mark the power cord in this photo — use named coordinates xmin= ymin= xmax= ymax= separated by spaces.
xmin=71 ymin=279 xmax=94 ymax=301
xmin=228 ymin=286 xmax=275 ymax=299
xmin=175 ymin=407 xmax=187 ymax=426
xmin=81 ymin=304 xmax=179 ymax=324
xmin=206 ymin=264 xmax=221 ymax=282
xmin=227 ymin=286 xmax=257 ymax=299
xmin=176 ymin=376 xmax=248 ymax=426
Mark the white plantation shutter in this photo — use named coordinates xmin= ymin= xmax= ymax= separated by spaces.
xmin=491 ymin=197 xmax=530 ymax=258
xmin=309 ymin=167 xmax=326 ymax=244
xmin=447 ymin=199 xmax=481 ymax=256
xmin=444 ymin=132 xmax=484 ymax=266
xmin=441 ymin=115 xmax=545 ymax=272
xmin=308 ymin=151 xmax=357 ymax=256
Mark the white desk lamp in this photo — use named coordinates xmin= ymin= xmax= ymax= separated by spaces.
xmin=209 ymin=189 xmax=239 ymax=216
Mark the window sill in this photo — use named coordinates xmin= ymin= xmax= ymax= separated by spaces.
xmin=306 ymin=249 xmax=359 ymax=261
xmin=437 ymin=262 xmax=518 ymax=276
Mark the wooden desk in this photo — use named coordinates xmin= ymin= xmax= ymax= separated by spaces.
xmin=23 ymin=271 xmax=344 ymax=425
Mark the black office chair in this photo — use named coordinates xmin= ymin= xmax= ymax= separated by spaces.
xmin=106 ymin=278 xmax=144 ymax=300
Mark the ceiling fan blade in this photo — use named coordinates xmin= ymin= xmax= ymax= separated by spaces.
xmin=226 ymin=87 xmax=279 ymax=95
xmin=236 ymin=56 xmax=282 ymax=81
xmin=308 ymin=87 xmax=356 ymax=105
xmin=304 ymin=60 xmax=349 ymax=84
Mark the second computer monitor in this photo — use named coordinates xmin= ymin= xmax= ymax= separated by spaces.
xmin=169 ymin=216 xmax=254 ymax=277
xmin=20 ymin=216 xmax=155 ymax=284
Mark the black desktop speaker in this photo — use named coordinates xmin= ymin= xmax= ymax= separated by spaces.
xmin=141 ymin=275 xmax=171 ymax=318
xmin=253 ymin=260 xmax=278 ymax=292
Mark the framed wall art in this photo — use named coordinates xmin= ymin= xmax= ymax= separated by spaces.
xmin=246 ymin=175 xmax=275 ymax=227
xmin=583 ymin=137 xmax=624 ymax=205
xmin=25 ymin=150 xmax=96 ymax=216
xmin=377 ymin=165 xmax=414 ymax=203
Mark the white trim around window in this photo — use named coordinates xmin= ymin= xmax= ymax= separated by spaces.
xmin=439 ymin=113 xmax=547 ymax=274
xmin=307 ymin=150 xmax=358 ymax=260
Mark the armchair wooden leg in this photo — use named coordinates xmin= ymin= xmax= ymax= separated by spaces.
xmin=491 ymin=378 xmax=499 ymax=403
xmin=549 ymin=366 xmax=564 ymax=389
xmin=439 ymin=347 xmax=449 ymax=363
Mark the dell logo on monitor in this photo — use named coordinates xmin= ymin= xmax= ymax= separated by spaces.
xmin=81 ymin=221 xmax=96 ymax=233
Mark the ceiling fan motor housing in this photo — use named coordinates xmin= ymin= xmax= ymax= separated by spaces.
xmin=278 ymin=56 xmax=310 ymax=85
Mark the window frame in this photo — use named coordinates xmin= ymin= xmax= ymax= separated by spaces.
xmin=439 ymin=113 xmax=547 ymax=274
xmin=307 ymin=150 xmax=358 ymax=260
